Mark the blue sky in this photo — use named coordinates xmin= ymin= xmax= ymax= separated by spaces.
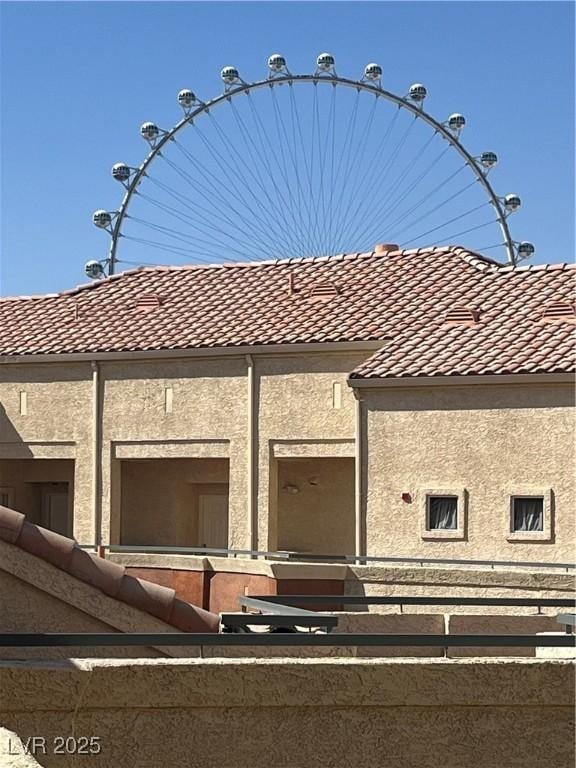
xmin=1 ymin=1 xmax=574 ymax=296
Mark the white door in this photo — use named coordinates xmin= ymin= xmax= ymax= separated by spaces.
xmin=42 ymin=489 xmax=69 ymax=536
xmin=198 ymin=494 xmax=228 ymax=549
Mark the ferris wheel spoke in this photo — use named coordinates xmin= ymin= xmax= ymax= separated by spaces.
xmin=330 ymin=94 xmax=379 ymax=254
xmin=289 ymin=83 xmax=322 ymax=255
xmin=270 ymin=87 xmax=307 ymax=252
xmin=376 ymin=134 xmax=443 ymax=225
xmin=161 ymin=148 xmax=288 ymax=257
xmin=427 ymin=218 xmax=499 ymax=246
xmin=388 ymin=176 xmax=478 ymax=241
xmin=127 ymin=211 xmax=268 ymax=262
xmin=122 ymin=235 xmax=240 ymax=263
xmin=243 ymin=93 xmax=309 ymax=257
xmin=187 ymin=121 xmax=295 ymax=257
xmin=380 ymin=144 xmax=450 ymax=226
xmin=384 ymin=164 xmax=469 ymax=237
xmin=327 ymin=89 xmax=362 ymax=255
xmin=146 ymin=171 xmax=285 ymax=258
xmin=338 ymin=104 xmax=401 ymax=248
xmin=350 ymin=138 xmax=448 ymax=247
xmin=207 ymin=107 xmax=303 ymax=256
xmin=401 ymin=202 xmax=492 ymax=245
xmin=268 ymin=89 xmax=309 ymax=256
xmin=341 ymin=111 xmax=418 ymax=250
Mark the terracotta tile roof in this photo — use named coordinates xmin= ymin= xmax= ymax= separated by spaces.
xmin=1 ymin=246 xmax=574 ymax=379
xmin=351 ymin=319 xmax=576 ymax=379
xmin=0 ymin=505 xmax=219 ymax=633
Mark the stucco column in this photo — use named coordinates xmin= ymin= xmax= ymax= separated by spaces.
xmin=91 ymin=361 xmax=102 ymax=548
xmin=354 ymin=392 xmax=364 ymax=563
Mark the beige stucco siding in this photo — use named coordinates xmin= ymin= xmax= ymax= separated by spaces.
xmin=362 ymin=382 xmax=575 ymax=561
xmin=256 ymin=353 xmax=365 ymax=549
xmin=0 ymin=363 xmax=93 ymax=540
xmin=99 ymin=358 xmax=248 ymax=548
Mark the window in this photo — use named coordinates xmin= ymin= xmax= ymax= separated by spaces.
xmin=420 ymin=488 xmax=467 ymax=540
xmin=0 ymin=487 xmax=14 ymax=508
xmin=427 ymin=496 xmax=458 ymax=530
xmin=512 ymin=497 xmax=544 ymax=532
xmin=508 ymin=489 xmax=552 ymax=542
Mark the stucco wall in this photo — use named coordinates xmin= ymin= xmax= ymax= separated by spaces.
xmin=362 ymin=382 xmax=575 ymax=562
xmin=255 ymin=352 xmax=365 ymax=550
xmin=0 ymin=657 xmax=573 ymax=768
xmin=276 ymin=457 xmax=355 ymax=555
xmin=2 ymin=356 xmax=573 ymax=565
xmin=0 ymin=363 xmax=93 ymax=541
xmin=120 ymin=457 xmax=229 ymax=546
xmin=0 ymin=459 xmax=74 ymax=530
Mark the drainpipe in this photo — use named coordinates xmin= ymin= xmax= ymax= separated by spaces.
xmin=354 ymin=393 xmax=363 ymax=565
xmin=91 ymin=361 xmax=102 ymax=552
xmin=245 ymin=354 xmax=256 ymax=553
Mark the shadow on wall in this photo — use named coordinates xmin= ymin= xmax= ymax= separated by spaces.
xmin=0 ymin=402 xmax=32 ymax=450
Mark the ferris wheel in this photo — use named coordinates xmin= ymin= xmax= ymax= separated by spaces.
xmin=88 ymin=53 xmax=534 ymax=279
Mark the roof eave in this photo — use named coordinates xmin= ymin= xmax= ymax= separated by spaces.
xmin=347 ymin=372 xmax=576 ymax=388
xmin=0 ymin=339 xmax=388 ymax=365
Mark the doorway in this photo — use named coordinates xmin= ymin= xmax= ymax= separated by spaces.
xmin=198 ymin=492 xmax=229 ymax=549
xmin=40 ymin=484 xmax=70 ymax=536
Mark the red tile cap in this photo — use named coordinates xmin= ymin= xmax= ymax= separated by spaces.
xmin=0 ymin=505 xmax=25 ymax=544
xmin=0 ymin=505 xmax=218 ymax=633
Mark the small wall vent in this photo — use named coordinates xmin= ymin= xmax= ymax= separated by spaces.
xmin=541 ymin=302 xmax=576 ymax=322
xmin=444 ymin=306 xmax=480 ymax=325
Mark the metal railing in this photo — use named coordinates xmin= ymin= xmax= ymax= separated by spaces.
xmin=239 ymin=595 xmax=576 ymax=608
xmin=78 ymin=543 xmax=576 ymax=572
xmin=3 ymin=597 xmax=574 ymax=653
xmin=1 ymin=633 xmax=574 ymax=649
xmin=0 ymin=632 xmax=576 ymax=648
xmin=217 ymin=594 xmax=576 ymax=632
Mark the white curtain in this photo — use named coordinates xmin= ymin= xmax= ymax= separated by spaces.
xmin=429 ymin=497 xmax=457 ymax=530
xmin=514 ymin=498 xmax=543 ymax=531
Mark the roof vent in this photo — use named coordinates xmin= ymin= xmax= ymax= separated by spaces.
xmin=444 ymin=306 xmax=480 ymax=325
xmin=542 ymin=301 xmax=576 ymax=322
xmin=135 ymin=293 xmax=163 ymax=311
xmin=374 ymin=243 xmax=399 ymax=254
xmin=308 ymin=282 xmax=340 ymax=302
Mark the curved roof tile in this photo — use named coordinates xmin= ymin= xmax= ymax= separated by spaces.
xmin=0 ymin=505 xmax=219 ymax=633
xmin=1 ymin=246 xmax=574 ymax=378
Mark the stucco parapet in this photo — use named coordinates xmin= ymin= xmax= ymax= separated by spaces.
xmin=0 ymin=658 xmax=573 ymax=713
xmin=108 ymin=554 xmax=349 ymax=580
xmin=347 ymin=564 xmax=576 ymax=592
xmin=108 ymin=553 xmax=210 ymax=571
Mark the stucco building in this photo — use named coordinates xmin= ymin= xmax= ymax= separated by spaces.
xmin=0 ymin=244 xmax=574 ymax=564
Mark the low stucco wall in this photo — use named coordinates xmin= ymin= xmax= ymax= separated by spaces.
xmin=113 ymin=553 xmax=575 ymax=613
xmin=0 ymin=657 xmax=573 ymax=768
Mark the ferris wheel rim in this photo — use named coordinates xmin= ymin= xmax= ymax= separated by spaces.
xmin=103 ymin=71 xmax=516 ymax=274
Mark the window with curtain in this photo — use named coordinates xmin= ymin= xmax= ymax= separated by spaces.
xmin=512 ymin=497 xmax=544 ymax=532
xmin=427 ymin=496 xmax=458 ymax=530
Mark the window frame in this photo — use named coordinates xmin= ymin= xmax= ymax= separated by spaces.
xmin=420 ymin=488 xmax=467 ymax=541
xmin=507 ymin=489 xmax=553 ymax=542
